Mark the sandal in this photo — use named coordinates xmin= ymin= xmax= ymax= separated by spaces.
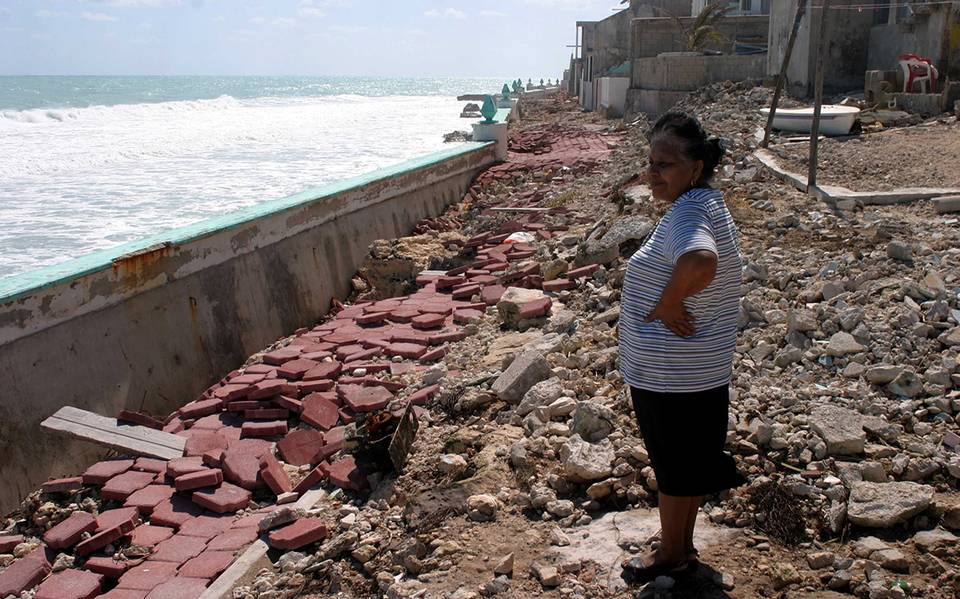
xmin=644 ymin=529 xmax=700 ymax=563
xmin=622 ymin=551 xmax=696 ymax=584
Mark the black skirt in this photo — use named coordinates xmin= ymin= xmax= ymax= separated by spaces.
xmin=630 ymin=384 xmax=746 ymax=497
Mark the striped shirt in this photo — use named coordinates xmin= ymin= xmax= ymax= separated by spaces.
xmin=618 ymin=187 xmax=742 ymax=393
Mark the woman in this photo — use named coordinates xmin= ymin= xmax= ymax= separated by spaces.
xmin=618 ymin=112 xmax=745 ymax=580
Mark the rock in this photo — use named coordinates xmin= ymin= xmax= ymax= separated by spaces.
xmin=826 ymin=332 xmax=866 ymax=356
xmin=438 ymin=454 xmax=468 ymax=477
xmin=872 ymin=548 xmax=909 ymax=573
xmin=531 ymin=564 xmax=561 ymax=587
xmin=516 ymin=379 xmax=564 ymax=416
xmin=808 ymin=404 xmax=865 ymax=455
xmin=546 ymin=500 xmax=575 ymax=518
xmin=887 ymin=370 xmax=922 ymax=398
xmin=937 ymin=327 xmax=960 ymax=347
xmin=865 ymin=365 xmax=903 ymax=385
xmin=490 ymin=350 xmax=552 ymax=403
xmin=569 ymin=402 xmax=617 ymax=442
xmin=852 ymin=536 xmax=890 ymax=558
xmin=806 ymin=551 xmax=834 ymax=569
xmin=788 ymin=310 xmax=818 ymax=333
xmin=548 ymin=528 xmax=570 ymax=546
xmin=483 ymin=575 xmax=510 ymax=596
xmin=911 ymin=527 xmax=957 ymax=552
xmin=560 ymin=435 xmax=614 ymax=483
xmin=770 ymin=561 xmax=801 ymax=590
xmin=577 ymin=217 xmax=651 ymax=266
xmin=497 ymin=287 xmax=549 ymax=327
xmin=887 ymin=241 xmax=913 ymax=262
xmin=467 ymin=494 xmax=499 ymax=522
xmin=847 ymin=482 xmax=934 ymax=528
xmin=493 ymin=553 xmax=514 ymax=576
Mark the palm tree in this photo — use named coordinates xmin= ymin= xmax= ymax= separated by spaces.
xmin=681 ymin=1 xmax=733 ymax=52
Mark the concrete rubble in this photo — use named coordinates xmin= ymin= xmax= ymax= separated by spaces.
xmin=1 ymin=89 xmax=960 ymax=599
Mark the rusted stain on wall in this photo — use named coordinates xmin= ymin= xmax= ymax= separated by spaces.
xmin=111 ymin=242 xmax=175 ymax=290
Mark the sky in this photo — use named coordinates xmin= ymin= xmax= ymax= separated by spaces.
xmin=0 ymin=0 xmax=623 ymax=77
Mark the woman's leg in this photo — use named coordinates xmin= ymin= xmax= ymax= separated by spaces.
xmin=657 ymin=493 xmax=690 ymax=564
xmin=684 ymin=495 xmax=704 ymax=554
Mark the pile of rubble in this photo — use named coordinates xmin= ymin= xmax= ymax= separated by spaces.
xmin=2 ymin=90 xmax=959 ymax=599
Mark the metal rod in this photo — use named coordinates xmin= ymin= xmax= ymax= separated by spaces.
xmin=807 ymin=0 xmax=831 ymax=192
xmin=762 ymin=0 xmax=808 ymax=148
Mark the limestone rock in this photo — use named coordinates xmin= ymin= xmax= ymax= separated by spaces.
xmin=864 ymin=365 xmax=903 ymax=385
xmin=497 ymin=287 xmax=548 ymax=327
xmin=490 ymin=350 xmax=552 ymax=403
xmin=560 ymin=435 xmax=614 ymax=483
xmin=466 ymin=494 xmax=499 ymax=522
xmin=826 ymin=332 xmax=865 ymax=356
xmin=569 ymin=401 xmax=617 ymax=442
xmin=808 ymin=404 xmax=865 ymax=456
xmin=847 ymin=482 xmax=934 ymax=528
xmin=516 ymin=379 xmax=564 ymax=416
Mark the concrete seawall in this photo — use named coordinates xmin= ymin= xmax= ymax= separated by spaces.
xmin=0 ymin=141 xmax=496 ymax=513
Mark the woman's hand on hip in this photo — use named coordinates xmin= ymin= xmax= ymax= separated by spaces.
xmin=645 ymin=300 xmax=695 ymax=337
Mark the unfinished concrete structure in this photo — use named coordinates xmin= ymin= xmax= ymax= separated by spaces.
xmin=575 ymin=0 xmax=770 ymax=117
xmin=768 ymin=0 xmax=959 ymax=100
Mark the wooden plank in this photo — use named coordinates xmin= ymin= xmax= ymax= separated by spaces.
xmin=200 ymin=488 xmax=328 ymax=599
xmin=51 ymin=407 xmax=185 ymax=451
xmin=489 ymin=207 xmax=550 ymax=213
xmin=41 ymin=406 xmax=185 ymax=460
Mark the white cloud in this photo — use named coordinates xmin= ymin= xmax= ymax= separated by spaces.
xmin=82 ymin=11 xmax=119 ymax=21
xmin=424 ymin=8 xmax=466 ymax=19
xmin=522 ymin=0 xmax=603 ymax=8
xmin=479 ymin=10 xmax=507 ymax=17
xmin=81 ymin=0 xmax=183 ymax=7
xmin=299 ymin=7 xmax=325 ymax=18
xmin=36 ymin=9 xmax=68 ymax=18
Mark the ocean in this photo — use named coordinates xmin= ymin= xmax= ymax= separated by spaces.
xmin=0 ymin=76 xmax=505 ymax=281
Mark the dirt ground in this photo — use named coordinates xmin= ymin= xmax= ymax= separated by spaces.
xmin=777 ymin=120 xmax=960 ymax=191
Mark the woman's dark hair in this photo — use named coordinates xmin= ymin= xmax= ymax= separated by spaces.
xmin=647 ymin=112 xmax=726 ymax=186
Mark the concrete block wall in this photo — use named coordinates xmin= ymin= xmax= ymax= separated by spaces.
xmin=630 ymin=15 xmax=769 ymax=60
xmin=0 ymin=142 xmax=497 ymax=513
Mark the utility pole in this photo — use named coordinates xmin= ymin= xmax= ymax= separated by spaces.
xmin=807 ymin=0 xmax=831 ymax=192
xmin=762 ymin=0 xmax=808 ymax=148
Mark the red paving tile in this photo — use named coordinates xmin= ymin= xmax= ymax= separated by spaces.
xmin=98 ymin=589 xmax=148 ymax=599
xmin=274 ymin=395 xmax=303 ymax=413
xmin=118 ymin=411 xmax=165 ymax=430
xmin=130 ymin=524 xmax=175 ymax=547
xmin=143 ymin=576 xmax=209 ymax=599
xmin=76 ymin=520 xmax=135 ymax=556
xmin=166 ymin=456 xmax=206 ymax=478
xmin=244 ymin=408 xmax=289 ymax=420
xmin=82 ymin=459 xmax=134 ymax=485
xmin=247 ymin=379 xmax=296 ymax=400
xmin=325 ymin=455 xmax=366 ymax=491
xmin=178 ymin=550 xmax=236 ymax=579
xmin=301 ymin=395 xmax=340 ymax=431
xmin=222 ymin=450 xmax=265 ymax=490
xmin=386 ymin=342 xmax=427 ymax=359
xmin=178 ymin=398 xmax=222 ymax=420
xmin=408 ymin=384 xmax=440 ymax=406
xmin=207 ymin=526 xmax=258 ymax=551
xmin=41 ymin=477 xmax=84 ymax=494
xmin=182 ymin=432 xmax=230 ymax=457
xmin=178 ymin=514 xmax=233 ymax=540
xmin=101 ymin=471 xmax=157 ymax=502
xmin=262 ymin=348 xmax=301 ymax=365
xmin=292 ymin=464 xmax=326 ymax=495
xmin=337 ymin=384 xmax=393 ymax=413
xmin=150 ymin=496 xmax=203 ymax=530
xmin=241 ymin=420 xmax=287 ymax=438
xmin=43 ymin=511 xmax=97 ymax=550
xmin=0 ymin=547 xmax=51 ymax=597
xmin=420 ymin=346 xmax=447 ymax=362
xmin=124 ymin=485 xmax=176 ymax=515
xmin=202 ymin=449 xmax=224 ymax=468
xmin=132 ymin=458 xmax=167 ymax=475
xmin=267 ymin=518 xmax=328 ymax=550
xmin=192 ymin=482 xmax=251 ymax=513
xmin=174 ymin=469 xmax=223 ymax=491
xmin=259 ymin=454 xmax=293 ymax=495
xmin=517 ymin=296 xmax=553 ymax=320
xmin=0 ymin=534 xmax=23 ymax=553
xmin=276 ymin=358 xmax=320 ymax=380
xmin=33 ymin=568 xmax=103 ymax=599
xmin=277 ymin=428 xmax=325 ymax=466
xmin=148 ymin=534 xmax=207 ymax=564
xmin=116 ymin=561 xmax=180 ymax=591
xmin=95 ymin=507 xmax=141 ymax=533
xmin=84 ymin=556 xmax=143 ymax=579
xmin=212 ymin=384 xmax=251 ymax=402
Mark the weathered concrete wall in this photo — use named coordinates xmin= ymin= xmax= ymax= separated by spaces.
xmin=767 ymin=0 xmax=873 ymax=98
xmin=630 ymin=0 xmax=693 ymax=18
xmin=0 ymin=142 xmax=496 ymax=513
xmin=631 ymin=15 xmax=769 ymax=59
xmin=868 ymin=5 xmax=958 ymax=79
xmin=628 ymin=53 xmax=766 ymax=115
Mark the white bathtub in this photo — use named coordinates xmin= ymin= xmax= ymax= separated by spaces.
xmin=759 ymin=105 xmax=861 ymax=136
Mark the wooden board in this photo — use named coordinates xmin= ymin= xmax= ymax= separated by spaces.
xmin=199 ymin=488 xmax=328 ymax=599
xmin=41 ymin=406 xmax=185 ymax=460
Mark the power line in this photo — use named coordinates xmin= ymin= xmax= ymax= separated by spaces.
xmin=809 ymin=0 xmax=956 ymax=9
